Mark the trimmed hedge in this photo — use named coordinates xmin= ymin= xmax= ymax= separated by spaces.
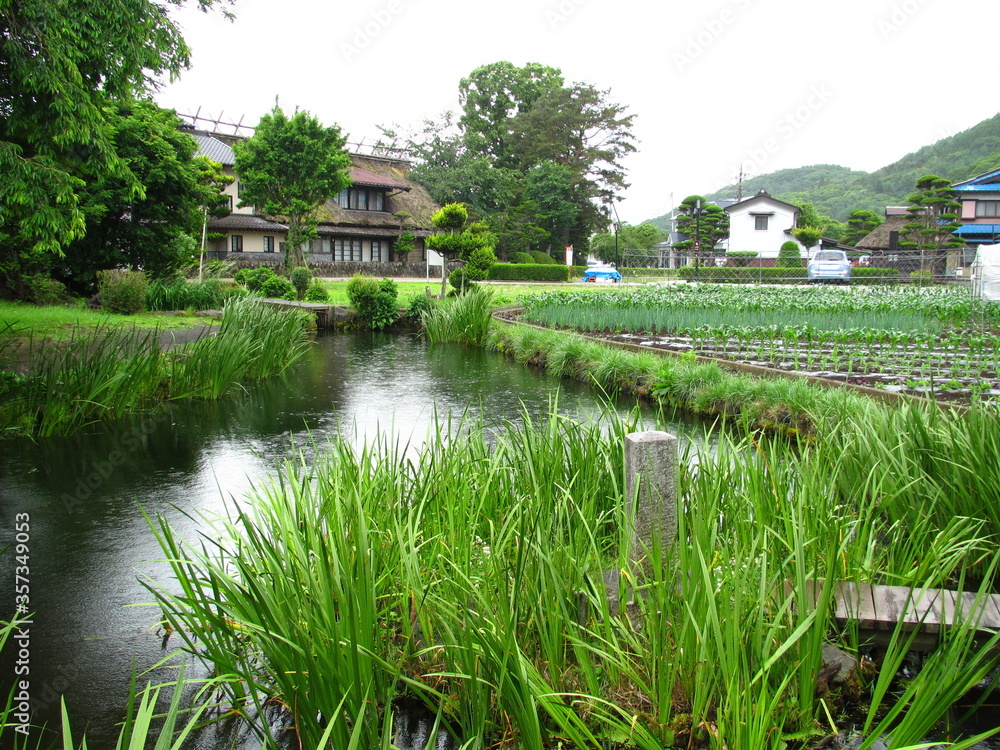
xmin=511 ymin=252 xmax=535 ymax=264
xmin=488 ymin=263 xmax=569 ymax=282
xmin=676 ymin=265 xmax=903 ymax=285
xmin=527 ymin=250 xmax=558 ymax=264
xmin=620 ymin=267 xmax=675 ymax=279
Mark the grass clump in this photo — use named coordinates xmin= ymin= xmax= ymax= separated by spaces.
xmin=423 ymin=286 xmax=494 ymax=347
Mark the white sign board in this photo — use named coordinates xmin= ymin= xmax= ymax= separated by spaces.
xmin=973 ymin=243 xmax=1000 ymax=301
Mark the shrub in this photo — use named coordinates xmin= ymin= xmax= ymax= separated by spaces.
xmin=448 ymin=267 xmax=477 ymax=294
xmin=235 ymin=266 xmax=278 ymax=293
xmin=346 ymin=275 xmax=398 ymax=329
xmin=405 ymin=293 xmax=433 ymax=325
xmin=511 ymin=252 xmax=535 ymax=264
xmin=290 ymin=267 xmax=312 ymax=300
xmin=776 ymin=241 xmax=803 ymax=268
xmin=22 ymin=274 xmax=68 ymax=306
xmin=395 ymin=232 xmax=415 ymax=262
xmin=677 ymin=266 xmax=808 ymax=283
xmin=464 ymin=246 xmax=497 ymax=281
xmin=488 ymin=263 xmax=569 ymax=282
xmin=259 ymin=275 xmax=296 ymax=300
xmin=853 ymin=267 xmax=901 ymax=285
xmin=728 ymin=251 xmax=758 ymax=267
xmin=97 ymin=269 xmax=149 ymax=314
xmin=304 ymin=282 xmax=329 ymax=303
xmin=528 ymin=250 xmax=557 ymax=264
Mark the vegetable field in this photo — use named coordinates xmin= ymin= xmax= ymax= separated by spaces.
xmin=520 ymin=284 xmax=1000 ymax=404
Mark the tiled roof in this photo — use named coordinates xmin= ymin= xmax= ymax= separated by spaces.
xmin=207 ymin=214 xmax=287 ymax=231
xmin=191 ymin=133 xmax=236 ymax=166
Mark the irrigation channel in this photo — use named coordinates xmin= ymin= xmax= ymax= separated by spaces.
xmin=0 ymin=331 xmax=714 ymax=749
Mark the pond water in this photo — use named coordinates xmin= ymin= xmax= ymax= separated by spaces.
xmin=0 ymin=331 xmax=713 ymax=748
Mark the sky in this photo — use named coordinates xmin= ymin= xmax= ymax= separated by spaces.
xmin=156 ymin=0 xmax=1000 ymax=226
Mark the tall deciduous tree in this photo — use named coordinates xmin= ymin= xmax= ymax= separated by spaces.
xmin=0 ymin=0 xmax=233 ymax=295
xmin=900 ymin=174 xmax=964 ymax=276
xmin=57 ymin=101 xmax=231 ymax=286
xmin=235 ymin=105 xmax=352 ymax=270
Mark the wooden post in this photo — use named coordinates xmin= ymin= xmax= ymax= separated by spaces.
xmin=625 ymin=431 xmax=678 ymax=573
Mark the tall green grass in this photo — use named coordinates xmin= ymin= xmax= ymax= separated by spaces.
xmin=423 ymin=288 xmax=495 ymax=347
xmin=0 ymin=298 xmax=311 ymax=437
xmin=145 ymin=403 xmax=1000 ymax=748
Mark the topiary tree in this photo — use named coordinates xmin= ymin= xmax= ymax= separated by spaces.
xmin=464 ymin=246 xmax=498 ymax=281
xmin=290 ymin=266 xmax=312 ymax=300
xmin=394 ymin=232 xmax=415 ymax=263
xmin=777 ymin=241 xmax=803 ymax=268
xmin=843 ymin=209 xmax=883 ymax=247
xmin=900 ymin=174 xmax=964 ymax=278
xmin=426 ymin=204 xmax=497 ymax=297
xmin=791 ymin=226 xmax=823 ymax=263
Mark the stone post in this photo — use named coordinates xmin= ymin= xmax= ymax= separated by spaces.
xmin=624 ymin=431 xmax=678 ymax=572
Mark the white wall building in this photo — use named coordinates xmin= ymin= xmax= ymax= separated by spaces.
xmin=724 ymin=189 xmax=808 ymax=260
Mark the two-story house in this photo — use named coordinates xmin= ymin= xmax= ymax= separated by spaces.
xmin=723 ymin=189 xmax=809 ymax=262
xmin=951 ymin=168 xmax=1000 ymax=266
xmin=187 ymin=128 xmax=440 ymax=270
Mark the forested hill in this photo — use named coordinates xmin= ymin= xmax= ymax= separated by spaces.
xmin=644 ymin=112 xmax=1000 ymax=229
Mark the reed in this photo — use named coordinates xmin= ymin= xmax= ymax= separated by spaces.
xmin=143 ymin=401 xmax=1000 ymax=748
xmin=423 ymin=288 xmax=495 ymax=347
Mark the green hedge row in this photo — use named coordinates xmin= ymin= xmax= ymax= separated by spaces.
xmin=676 ymin=266 xmax=902 ymax=284
xmin=488 ymin=263 xmax=570 ymax=282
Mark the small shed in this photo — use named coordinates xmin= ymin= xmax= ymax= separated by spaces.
xmin=973 ymin=243 xmax=1000 ymax=301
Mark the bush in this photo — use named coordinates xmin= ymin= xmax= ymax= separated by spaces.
xmin=776 ymin=241 xmax=803 ymax=268
xmin=405 ymin=293 xmax=433 ymax=325
xmin=259 ymin=275 xmax=296 ymax=300
xmin=22 ymin=274 xmax=68 ymax=306
xmin=97 ymin=269 xmax=149 ymax=314
xmin=448 ymin=267 xmax=478 ymax=294
xmin=728 ymin=251 xmax=758 ymax=267
xmin=346 ymin=275 xmax=398 ymax=329
xmin=853 ymin=267 xmax=901 ymax=285
xmin=487 ymin=263 xmax=569 ymax=282
xmin=527 ymin=250 xmax=557 ymax=264
xmin=511 ymin=252 xmax=535 ymax=264
xmin=464 ymin=246 xmax=497 ymax=281
xmin=290 ymin=267 xmax=312 ymax=300
xmin=395 ymin=232 xmax=415 ymax=262
xmin=304 ymin=282 xmax=329 ymax=302
xmin=235 ymin=266 xmax=278 ymax=293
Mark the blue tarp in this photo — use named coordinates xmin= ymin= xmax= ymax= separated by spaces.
xmin=582 ymin=267 xmax=621 ymax=282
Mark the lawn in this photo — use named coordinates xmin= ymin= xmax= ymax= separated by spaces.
xmin=319 ymin=279 xmax=627 ymax=307
xmin=0 ymin=299 xmax=213 ymax=341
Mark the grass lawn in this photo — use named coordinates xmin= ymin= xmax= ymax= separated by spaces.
xmin=1 ymin=300 xmax=213 ymax=341
xmin=319 ymin=280 xmax=628 ymax=307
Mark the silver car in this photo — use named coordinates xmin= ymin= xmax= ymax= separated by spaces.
xmin=807 ymin=250 xmax=851 ymax=284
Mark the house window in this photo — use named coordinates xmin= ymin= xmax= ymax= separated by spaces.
xmin=334 ymin=239 xmax=362 ymax=261
xmin=754 ymin=215 xmax=769 ymax=231
xmin=228 ymin=195 xmax=234 ymax=212
xmin=230 ymin=234 xmax=243 ymax=253
xmin=371 ymin=240 xmax=382 ymax=262
xmin=341 ymin=188 xmax=388 ymax=212
xmin=263 ymin=236 xmax=275 ymax=253
xmin=310 ymin=238 xmax=324 ymax=254
xmin=976 ymin=201 xmax=1000 ymax=218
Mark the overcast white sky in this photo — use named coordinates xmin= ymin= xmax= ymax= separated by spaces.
xmin=156 ymin=0 xmax=1000 ymax=225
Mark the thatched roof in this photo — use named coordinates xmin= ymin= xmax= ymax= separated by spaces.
xmin=854 ymin=213 xmax=909 ymax=251
xmin=314 ymin=154 xmax=439 ymax=233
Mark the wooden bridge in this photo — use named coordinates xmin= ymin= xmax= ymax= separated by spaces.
xmin=795 ymin=580 xmax=1000 ymax=650
xmin=259 ymin=298 xmax=336 ymax=328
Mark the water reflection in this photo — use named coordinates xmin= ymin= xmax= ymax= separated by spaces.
xmin=0 ymin=332 xmax=711 ymax=748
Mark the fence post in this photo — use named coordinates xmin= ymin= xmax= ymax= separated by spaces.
xmin=625 ymin=431 xmax=678 ymax=573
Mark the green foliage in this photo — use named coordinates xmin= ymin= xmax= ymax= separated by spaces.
xmin=346 ymin=275 xmax=398 ymax=329
xmin=488 ymin=263 xmax=569 ymax=282
xmin=591 ymin=222 xmax=666 ymax=263
xmin=430 ymin=202 xmax=470 ymax=232
xmin=528 ymin=250 xmax=557 ymax=264
xmin=235 ymin=266 xmax=278 ymax=293
xmin=448 ymin=266 xmax=476 ymax=293
xmin=97 ymin=269 xmax=149 ymax=314
xmin=259 ymin=275 xmax=296 ymax=300
xmin=679 ymin=266 xmax=808 ymax=283
xmin=290 ymin=266 xmax=312 ymax=300
xmin=234 ymin=105 xmax=352 ymax=270
xmin=674 ymin=196 xmax=730 ymax=256
xmin=304 ymin=282 xmax=329 ymax=303
xmin=21 ymin=274 xmax=69 ymax=306
xmin=147 ymin=278 xmax=228 ymax=311
xmin=843 ymin=209 xmax=883 ymax=247
xmin=511 ymin=251 xmax=535 ymax=264
xmin=405 ymin=292 xmax=433 ymax=324
xmin=423 ymin=287 xmax=494 ymax=346
xmin=791 ymin=225 xmax=824 ymax=255
xmin=777 ymin=240 xmax=804 ymax=268
xmin=0 ymin=0 xmax=233 ymax=264
xmin=728 ymin=251 xmax=758 ymax=267
xmin=464 ymin=245 xmax=498 ymax=280
xmin=394 ymin=231 xmax=415 ymax=261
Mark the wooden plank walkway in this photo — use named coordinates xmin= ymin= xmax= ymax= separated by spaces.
xmin=792 ymin=580 xmax=1000 ymax=650
xmin=259 ymin=298 xmax=334 ymax=327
